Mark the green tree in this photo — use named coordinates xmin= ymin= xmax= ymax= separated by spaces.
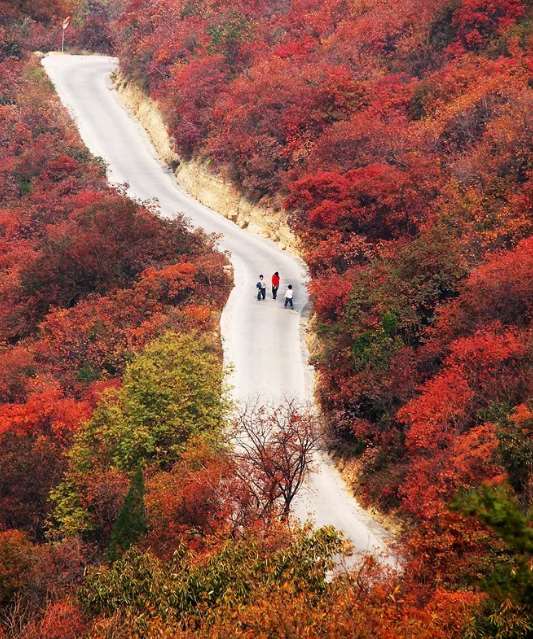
xmin=107 ymin=467 xmax=147 ymax=562
xmin=50 ymin=331 xmax=228 ymax=539
xmin=79 ymin=527 xmax=342 ymax=622
xmin=73 ymin=330 xmax=226 ymax=472
xmin=453 ymin=486 xmax=533 ymax=639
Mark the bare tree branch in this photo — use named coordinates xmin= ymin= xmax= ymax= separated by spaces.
xmin=231 ymin=400 xmax=322 ymax=519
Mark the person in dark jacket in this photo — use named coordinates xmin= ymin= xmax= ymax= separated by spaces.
xmin=271 ymin=271 xmax=280 ymax=299
xmin=256 ymin=274 xmax=266 ymax=300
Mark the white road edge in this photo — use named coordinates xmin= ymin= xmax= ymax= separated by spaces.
xmin=42 ymin=53 xmax=395 ymax=565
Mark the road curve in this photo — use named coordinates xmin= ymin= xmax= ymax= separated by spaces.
xmin=42 ymin=53 xmax=393 ymax=562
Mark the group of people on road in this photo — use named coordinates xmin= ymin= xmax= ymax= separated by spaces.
xmin=256 ymin=272 xmax=294 ymax=308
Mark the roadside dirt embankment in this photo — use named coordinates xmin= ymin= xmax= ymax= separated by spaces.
xmin=114 ymin=74 xmax=298 ymax=252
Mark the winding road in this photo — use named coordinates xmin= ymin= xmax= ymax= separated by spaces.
xmin=43 ymin=53 xmax=393 ymax=563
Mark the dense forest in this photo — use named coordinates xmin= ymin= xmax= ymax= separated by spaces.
xmin=1 ymin=1 xmax=532 ymax=637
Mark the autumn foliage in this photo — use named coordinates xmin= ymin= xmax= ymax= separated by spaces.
xmin=1 ymin=1 xmax=532 ymax=638
xmin=118 ymin=0 xmax=532 ymax=487
xmin=112 ymin=0 xmax=532 ymax=636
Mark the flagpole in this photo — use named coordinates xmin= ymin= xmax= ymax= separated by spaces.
xmin=61 ymin=16 xmax=70 ymax=53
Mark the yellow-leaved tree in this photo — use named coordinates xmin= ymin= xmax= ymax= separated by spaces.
xmin=49 ymin=331 xmax=228 ymax=544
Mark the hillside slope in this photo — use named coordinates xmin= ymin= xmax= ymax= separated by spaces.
xmin=112 ymin=0 xmax=533 ymax=634
xmin=115 ymin=0 xmax=533 ymax=524
xmin=0 ymin=1 xmax=531 ymax=637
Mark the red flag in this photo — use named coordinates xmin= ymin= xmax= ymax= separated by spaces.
xmin=62 ymin=16 xmax=71 ymax=30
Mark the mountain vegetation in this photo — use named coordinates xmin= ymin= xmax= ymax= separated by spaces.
xmin=0 ymin=1 xmax=531 ymax=637
xmin=112 ymin=1 xmax=532 ymax=631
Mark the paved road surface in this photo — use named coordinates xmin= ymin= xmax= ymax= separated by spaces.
xmin=43 ymin=53 xmax=394 ymax=563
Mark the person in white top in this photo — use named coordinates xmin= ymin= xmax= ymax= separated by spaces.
xmin=284 ymin=284 xmax=294 ymax=309
xmin=256 ymin=274 xmax=266 ymax=300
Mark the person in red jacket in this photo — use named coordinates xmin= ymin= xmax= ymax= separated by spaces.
xmin=271 ymin=271 xmax=280 ymax=299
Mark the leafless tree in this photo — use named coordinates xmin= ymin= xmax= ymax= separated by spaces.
xmin=0 ymin=593 xmax=38 ymax=639
xmin=231 ymin=400 xmax=322 ymax=519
